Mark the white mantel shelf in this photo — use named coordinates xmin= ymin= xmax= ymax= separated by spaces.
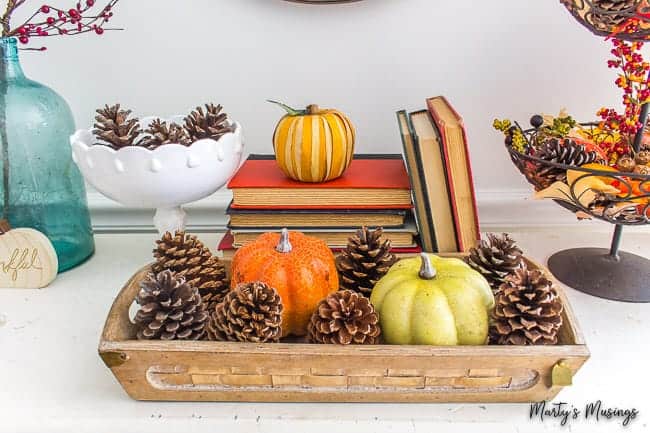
xmin=1 ymin=230 xmax=649 ymax=433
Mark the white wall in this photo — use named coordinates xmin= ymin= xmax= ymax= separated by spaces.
xmin=17 ymin=0 xmax=621 ymax=195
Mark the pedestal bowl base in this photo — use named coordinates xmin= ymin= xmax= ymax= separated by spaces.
xmin=548 ymin=248 xmax=650 ymax=303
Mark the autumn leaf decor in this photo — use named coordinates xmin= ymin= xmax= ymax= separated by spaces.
xmin=495 ymin=31 xmax=650 ymax=165
xmin=494 ymin=14 xmax=650 ymax=302
xmin=493 ymin=30 xmax=650 ymax=225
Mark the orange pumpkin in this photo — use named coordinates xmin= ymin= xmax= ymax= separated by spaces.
xmin=230 ymin=229 xmax=338 ymax=337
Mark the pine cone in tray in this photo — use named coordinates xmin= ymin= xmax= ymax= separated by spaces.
xmin=532 ymin=138 xmax=601 ymax=190
xmin=490 ymin=266 xmax=563 ymax=345
xmin=466 ymin=233 xmax=524 ymax=293
xmin=308 ymin=290 xmax=381 ymax=345
xmin=93 ymin=104 xmax=143 ymax=149
xmin=590 ymin=0 xmax=637 ymax=28
xmin=153 ymin=231 xmax=230 ymax=313
xmin=336 ymin=227 xmax=397 ymax=297
xmin=183 ymin=103 xmax=235 ymax=142
xmin=208 ymin=281 xmax=283 ymax=343
xmin=143 ymin=119 xmax=191 ymax=149
xmin=134 ymin=270 xmax=208 ymax=340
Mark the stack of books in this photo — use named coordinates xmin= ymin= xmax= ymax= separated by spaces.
xmin=398 ymin=95 xmax=480 ymax=252
xmin=218 ymin=154 xmax=422 ymax=259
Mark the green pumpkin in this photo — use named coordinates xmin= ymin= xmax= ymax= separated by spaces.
xmin=370 ymin=253 xmax=494 ymax=345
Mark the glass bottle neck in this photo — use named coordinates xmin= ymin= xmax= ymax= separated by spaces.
xmin=0 ymin=38 xmax=26 ymax=81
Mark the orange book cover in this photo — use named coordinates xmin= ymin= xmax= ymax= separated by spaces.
xmin=228 ymin=154 xmax=413 ymax=210
xmin=228 ymin=154 xmax=411 ymax=190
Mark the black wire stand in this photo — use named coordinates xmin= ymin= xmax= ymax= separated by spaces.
xmin=507 ymin=121 xmax=650 ymax=303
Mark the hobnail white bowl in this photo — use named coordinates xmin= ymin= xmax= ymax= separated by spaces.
xmin=70 ymin=116 xmax=244 ymax=234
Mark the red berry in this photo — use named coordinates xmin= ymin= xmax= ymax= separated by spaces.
xmin=40 ymin=5 xmax=50 ymax=13
xmin=86 ymin=0 xmax=95 ymax=5
xmin=95 ymin=27 xmax=104 ymax=35
xmin=18 ymin=36 xmax=29 ymax=44
xmin=46 ymin=17 xmax=55 ymax=25
xmin=17 ymin=27 xmax=27 ymax=35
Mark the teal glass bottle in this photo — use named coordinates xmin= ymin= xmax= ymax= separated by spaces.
xmin=0 ymin=37 xmax=94 ymax=272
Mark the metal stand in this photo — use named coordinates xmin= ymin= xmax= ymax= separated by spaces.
xmin=548 ymin=225 xmax=650 ymax=302
xmin=547 ymin=102 xmax=650 ymax=303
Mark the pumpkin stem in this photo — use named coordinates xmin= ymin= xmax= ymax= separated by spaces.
xmin=306 ymin=104 xmax=321 ymax=115
xmin=276 ymin=228 xmax=293 ymax=253
xmin=418 ymin=253 xmax=437 ymax=280
xmin=267 ymin=100 xmax=307 ymax=116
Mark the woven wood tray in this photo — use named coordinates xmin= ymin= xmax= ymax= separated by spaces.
xmin=99 ymin=257 xmax=589 ymax=403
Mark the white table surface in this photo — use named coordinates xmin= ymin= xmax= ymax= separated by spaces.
xmin=1 ymin=230 xmax=649 ymax=433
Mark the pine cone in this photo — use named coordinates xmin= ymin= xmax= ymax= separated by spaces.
xmin=466 ymin=233 xmax=524 ymax=292
xmin=184 ymin=103 xmax=235 ymax=142
xmin=134 ymin=270 xmax=208 ymax=340
xmin=93 ymin=104 xmax=143 ymax=149
xmin=209 ymin=281 xmax=283 ymax=343
xmin=143 ymin=119 xmax=191 ymax=149
xmin=308 ymin=290 xmax=381 ymax=344
xmin=532 ymin=138 xmax=602 ymax=190
xmin=490 ymin=266 xmax=563 ymax=345
xmin=336 ymin=227 xmax=397 ymax=297
xmin=153 ymin=231 xmax=230 ymax=313
xmin=590 ymin=0 xmax=637 ymax=28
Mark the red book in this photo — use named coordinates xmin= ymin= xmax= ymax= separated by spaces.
xmin=228 ymin=154 xmax=412 ymax=209
xmin=426 ymin=96 xmax=480 ymax=252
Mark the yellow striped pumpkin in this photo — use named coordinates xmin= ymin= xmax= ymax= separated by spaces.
xmin=270 ymin=101 xmax=355 ymax=183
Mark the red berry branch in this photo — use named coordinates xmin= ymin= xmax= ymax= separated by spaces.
xmin=0 ymin=0 xmax=120 ymax=51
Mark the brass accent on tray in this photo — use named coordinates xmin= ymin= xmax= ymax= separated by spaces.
xmin=552 ymin=360 xmax=574 ymax=387
xmin=100 ymin=351 xmax=130 ymax=368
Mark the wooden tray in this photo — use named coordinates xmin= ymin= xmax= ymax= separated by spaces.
xmin=99 ymin=257 xmax=589 ymax=403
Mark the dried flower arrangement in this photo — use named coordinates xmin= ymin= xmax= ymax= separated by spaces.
xmin=493 ymin=30 xmax=650 ymax=226
xmin=92 ymin=103 xmax=236 ymax=150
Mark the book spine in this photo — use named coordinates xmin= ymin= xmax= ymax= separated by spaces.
xmin=427 ymin=96 xmax=480 ymax=251
xmin=438 ymin=96 xmax=481 ymax=245
xmin=426 ymin=99 xmax=464 ymax=250
xmin=399 ymin=110 xmax=437 ymax=253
